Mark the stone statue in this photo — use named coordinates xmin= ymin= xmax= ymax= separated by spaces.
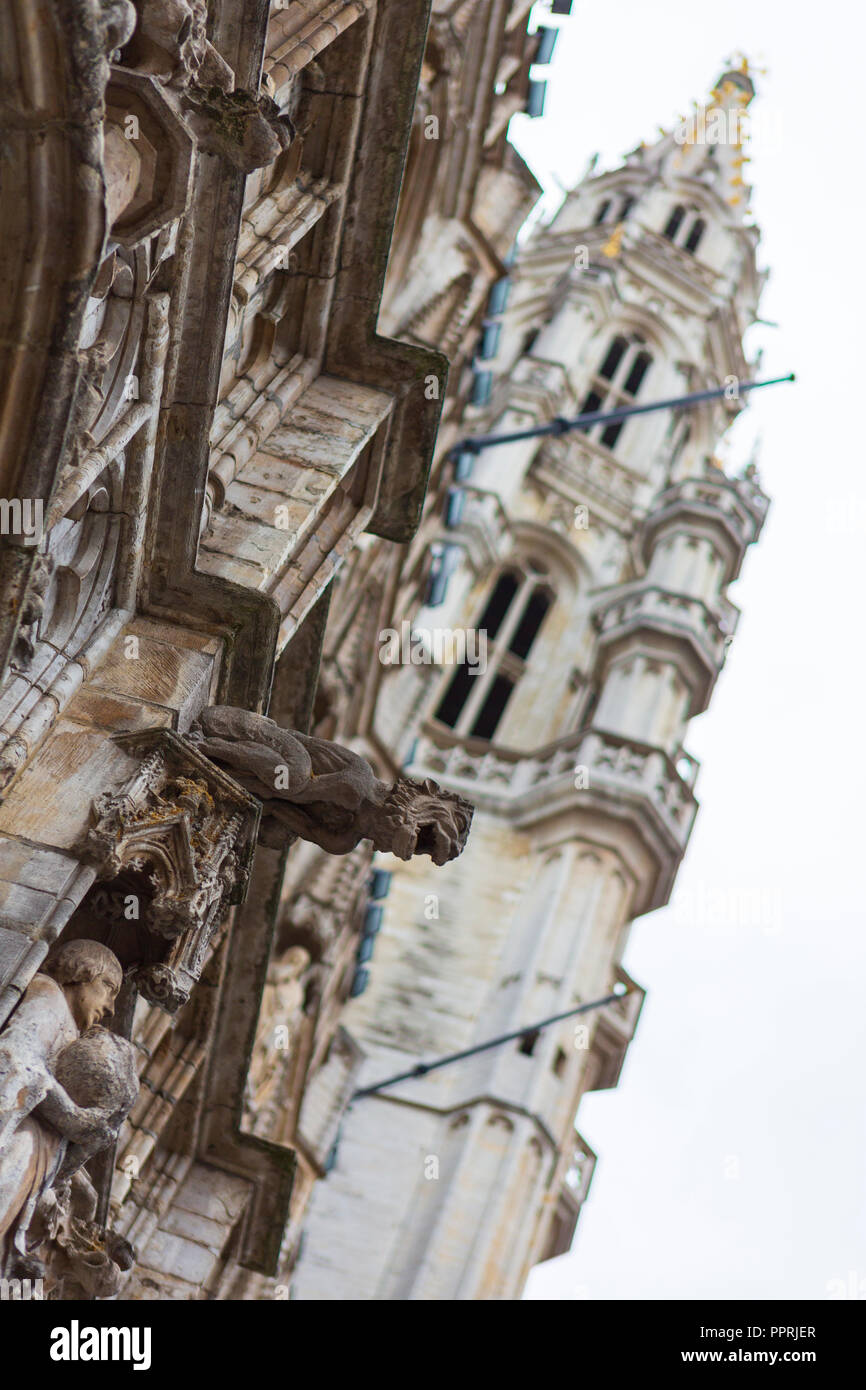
xmin=187 ymin=705 xmax=474 ymax=864
xmin=247 ymin=946 xmax=311 ymax=1135
xmin=0 ymin=941 xmax=138 ymax=1272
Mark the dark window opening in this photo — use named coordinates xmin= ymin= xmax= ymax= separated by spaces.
xmin=601 ymin=421 xmax=624 ymax=449
xmin=509 ymin=588 xmax=551 ymax=660
xmin=435 ymin=662 xmax=475 ymax=728
xmin=593 ymin=199 xmax=612 ymax=225
xmin=580 ymin=389 xmax=603 ymax=417
xmin=599 ymin=335 xmax=628 ymax=380
xmin=623 ymin=349 xmax=651 ymax=397
xmin=684 ymin=217 xmax=706 ymax=254
xmin=518 ymin=1029 xmax=541 ymax=1056
xmin=478 ymin=570 xmax=520 ymax=639
xmin=552 ymin=1047 xmax=567 ymax=1077
xmin=470 ymin=673 xmax=515 ymax=741
xmin=620 ymin=195 xmax=636 ymax=219
xmin=663 ymin=204 xmax=685 ymax=241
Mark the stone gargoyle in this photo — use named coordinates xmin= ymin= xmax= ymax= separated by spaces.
xmin=186 ymin=705 xmax=474 ymax=864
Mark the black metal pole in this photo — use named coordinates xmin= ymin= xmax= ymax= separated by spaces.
xmin=352 ymin=989 xmax=629 ymax=1099
xmin=450 ymin=372 xmax=795 ymax=457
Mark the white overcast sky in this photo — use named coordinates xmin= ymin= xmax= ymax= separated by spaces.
xmin=509 ymin=0 xmax=866 ymax=1300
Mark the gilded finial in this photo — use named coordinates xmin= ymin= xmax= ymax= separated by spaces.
xmin=601 ymin=223 xmax=625 ymax=258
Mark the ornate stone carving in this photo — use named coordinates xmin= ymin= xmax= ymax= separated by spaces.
xmin=187 ymin=705 xmax=474 ymax=864
xmin=12 ymin=555 xmax=53 ymax=667
xmin=25 ymin=1167 xmax=136 ymax=1300
xmin=124 ymin=0 xmax=234 ymax=90
xmin=246 ymin=946 xmax=311 ymax=1135
xmin=81 ymin=729 xmax=260 ymax=1010
xmin=0 ymin=941 xmax=137 ymax=1279
xmin=179 ymin=86 xmax=294 ymax=173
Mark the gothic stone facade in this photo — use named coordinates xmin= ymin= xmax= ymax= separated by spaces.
xmin=0 ymin=0 xmax=549 ymax=1298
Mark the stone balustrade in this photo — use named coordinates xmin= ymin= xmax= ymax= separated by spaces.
xmin=594 ymin=581 xmax=738 ymax=672
xmin=644 ymin=473 xmax=769 ymax=577
xmin=408 ymin=721 xmax=698 ymax=849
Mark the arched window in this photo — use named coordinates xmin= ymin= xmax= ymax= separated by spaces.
xmin=684 ymin=217 xmax=706 ymax=254
xmin=579 ymin=333 xmax=654 ymax=451
xmin=663 ymin=205 xmax=686 ymax=240
xmin=434 ymin=564 xmax=553 ymax=742
xmin=663 ymin=204 xmax=707 ymax=256
xmin=594 ymin=193 xmax=636 ymax=226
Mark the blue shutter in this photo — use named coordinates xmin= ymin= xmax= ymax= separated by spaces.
xmin=471 ymin=369 xmax=493 ymax=406
xmin=479 ymin=320 xmax=502 ymax=360
xmin=363 ymin=904 xmax=384 ymax=937
xmin=527 ymin=80 xmax=547 ymax=119
xmin=454 ymin=450 xmax=475 ymax=481
xmin=445 ymin=486 xmax=465 ymax=528
xmin=369 ymin=869 xmax=392 ymax=901
xmin=488 ymin=277 xmax=510 ymax=316
xmin=535 ymin=27 xmax=558 ymax=64
xmin=350 ymin=966 xmax=369 ymax=998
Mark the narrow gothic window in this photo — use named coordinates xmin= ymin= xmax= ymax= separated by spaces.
xmin=580 ymin=334 xmax=654 ymax=453
xmin=599 ymin=336 xmax=628 ymax=381
xmin=434 ymin=565 xmax=553 ymax=741
xmin=595 ymin=194 xmax=634 ymax=226
xmin=478 ymin=569 xmax=520 ymax=639
xmin=684 ymin=217 xmax=706 ymax=254
xmin=663 ymin=205 xmax=685 ymax=240
xmin=623 ymin=349 xmax=652 ymax=396
xmin=663 ymin=204 xmax=706 ymax=257
xmin=509 ymin=588 xmax=551 ymax=660
xmin=470 ymin=673 xmax=515 ymax=740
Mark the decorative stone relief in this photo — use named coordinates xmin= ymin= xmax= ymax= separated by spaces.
xmin=179 ymin=86 xmax=294 ymax=173
xmin=245 ymin=946 xmax=312 ymax=1137
xmin=188 ymin=705 xmax=474 ymax=864
xmin=119 ymin=1 xmax=293 ymax=173
xmin=80 ymin=729 xmax=260 ymax=1011
xmin=0 ymin=940 xmax=138 ymax=1288
xmin=124 ymin=0 xmax=234 ymax=90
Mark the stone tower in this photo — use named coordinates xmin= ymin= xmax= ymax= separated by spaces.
xmin=293 ymin=64 xmax=771 ymax=1300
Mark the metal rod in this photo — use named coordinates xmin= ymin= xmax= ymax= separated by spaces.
xmin=352 ymin=989 xmax=629 ymax=1099
xmin=450 ymin=372 xmax=796 ymax=457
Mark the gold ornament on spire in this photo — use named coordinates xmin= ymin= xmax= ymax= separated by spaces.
xmin=601 ymin=223 xmax=625 ymax=258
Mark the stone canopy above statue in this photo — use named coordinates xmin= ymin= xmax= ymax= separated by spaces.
xmin=75 ymin=728 xmax=260 ymax=1013
xmin=67 ymin=713 xmax=472 ymax=1015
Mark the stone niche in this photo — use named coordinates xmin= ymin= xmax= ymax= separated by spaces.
xmin=60 ymin=729 xmax=260 ymax=1013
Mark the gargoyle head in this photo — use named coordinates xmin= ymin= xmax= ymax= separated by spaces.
xmin=377 ymin=776 xmax=474 ymax=866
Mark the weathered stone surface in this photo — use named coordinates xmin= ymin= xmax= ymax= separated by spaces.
xmin=0 ymin=940 xmax=137 ymax=1285
xmin=80 ymin=728 xmax=259 ymax=1010
xmin=88 ymin=626 xmax=217 ymax=725
xmin=0 ymin=928 xmax=33 ymax=989
xmin=0 ymin=722 xmax=135 ymax=850
xmin=0 ymin=0 xmax=552 ymax=1305
xmin=188 ymin=704 xmax=474 ymax=863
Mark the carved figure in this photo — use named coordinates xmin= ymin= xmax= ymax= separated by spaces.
xmin=247 ymin=946 xmax=311 ymax=1130
xmin=0 ymin=941 xmax=137 ymax=1269
xmin=187 ymin=705 xmax=474 ymax=864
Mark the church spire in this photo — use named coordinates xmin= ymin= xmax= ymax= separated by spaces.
xmin=629 ymin=58 xmax=761 ymax=223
